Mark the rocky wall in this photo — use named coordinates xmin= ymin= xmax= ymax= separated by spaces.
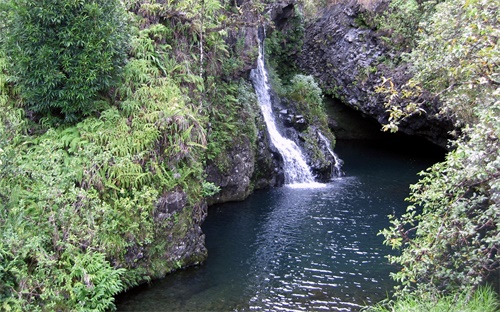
xmin=297 ymin=1 xmax=453 ymax=147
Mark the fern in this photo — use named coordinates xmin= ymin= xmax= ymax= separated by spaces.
xmin=0 ymin=4 xmax=221 ymax=310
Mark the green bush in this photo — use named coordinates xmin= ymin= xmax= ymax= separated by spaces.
xmin=2 ymin=0 xmax=129 ymax=122
xmin=365 ymin=286 xmax=500 ymax=312
xmin=375 ymin=0 xmax=443 ymax=52
xmin=0 ymin=13 xmax=210 ymax=310
xmin=287 ymin=74 xmax=323 ymax=108
xmin=378 ymin=0 xmax=500 ymax=297
xmin=287 ymin=74 xmax=329 ymax=131
xmin=264 ymin=10 xmax=305 ymax=80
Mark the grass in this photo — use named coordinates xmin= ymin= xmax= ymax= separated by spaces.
xmin=364 ymin=286 xmax=500 ymax=312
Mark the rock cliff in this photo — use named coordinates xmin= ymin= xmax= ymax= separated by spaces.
xmin=297 ymin=1 xmax=453 ymax=147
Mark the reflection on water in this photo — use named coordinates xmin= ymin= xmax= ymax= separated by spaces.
xmin=116 ymin=139 xmax=444 ymax=311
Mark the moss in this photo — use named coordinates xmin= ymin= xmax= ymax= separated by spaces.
xmin=206 ymin=79 xmax=260 ymax=175
xmin=302 ymin=126 xmax=329 ymax=167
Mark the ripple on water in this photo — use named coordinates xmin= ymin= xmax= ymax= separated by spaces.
xmin=116 ymin=141 xmax=442 ymax=312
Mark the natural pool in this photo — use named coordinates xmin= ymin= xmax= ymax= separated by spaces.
xmin=117 ymin=139 xmax=443 ymax=311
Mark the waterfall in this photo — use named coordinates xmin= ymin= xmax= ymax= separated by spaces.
xmin=317 ymin=131 xmax=344 ymax=177
xmin=250 ymin=37 xmax=321 ymax=187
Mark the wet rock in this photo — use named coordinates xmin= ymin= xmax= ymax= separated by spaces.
xmin=255 ymin=127 xmax=286 ymax=189
xmin=205 ymin=112 xmax=284 ymax=205
xmin=123 ymin=191 xmax=207 ymax=277
xmin=154 ymin=190 xmax=187 ymax=222
xmin=205 ymin=136 xmax=256 ymax=204
xmin=166 ymin=201 xmax=208 ymax=267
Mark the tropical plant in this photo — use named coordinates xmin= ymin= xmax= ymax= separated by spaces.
xmin=0 ymin=3 xmax=212 ymax=310
xmin=1 ymin=0 xmax=129 ymax=122
xmin=378 ymin=0 xmax=500 ymax=297
xmin=365 ymin=285 xmax=500 ymax=312
xmin=286 ymin=74 xmax=330 ymax=134
xmin=375 ymin=0 xmax=444 ymax=51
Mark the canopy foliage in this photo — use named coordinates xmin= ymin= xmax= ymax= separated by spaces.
xmin=2 ymin=0 xmax=129 ymax=123
xmin=377 ymin=0 xmax=500 ymax=297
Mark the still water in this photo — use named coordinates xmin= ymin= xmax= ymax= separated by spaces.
xmin=117 ymin=139 xmax=443 ymax=311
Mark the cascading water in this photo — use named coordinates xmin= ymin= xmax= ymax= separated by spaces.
xmin=317 ymin=131 xmax=344 ymax=177
xmin=250 ymin=37 xmax=320 ymax=187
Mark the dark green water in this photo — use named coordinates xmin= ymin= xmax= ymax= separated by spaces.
xmin=117 ymin=139 xmax=443 ymax=311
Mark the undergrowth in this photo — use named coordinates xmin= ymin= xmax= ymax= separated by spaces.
xmin=0 ymin=1 xmax=214 ymax=310
xmin=364 ymin=286 xmax=500 ymax=312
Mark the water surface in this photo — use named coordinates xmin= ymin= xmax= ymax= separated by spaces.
xmin=117 ymin=139 xmax=443 ymax=311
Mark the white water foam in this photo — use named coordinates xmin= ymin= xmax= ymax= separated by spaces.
xmin=250 ymin=39 xmax=322 ymax=188
xmin=317 ymin=131 xmax=344 ymax=177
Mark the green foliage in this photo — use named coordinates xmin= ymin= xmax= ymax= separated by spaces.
xmin=375 ymin=0 xmax=443 ymax=52
xmin=286 ymin=74 xmax=330 ymax=133
xmin=380 ymin=104 xmax=500 ymax=294
xmin=406 ymin=0 xmax=500 ymax=126
xmin=376 ymin=0 xmax=499 ymax=130
xmin=206 ymin=79 xmax=259 ymax=170
xmin=0 ymin=243 xmax=125 ymax=311
xmin=287 ymin=75 xmax=323 ymax=109
xmin=265 ymin=11 xmax=305 ymax=80
xmin=375 ymin=77 xmax=426 ymax=133
xmin=1 ymin=0 xmax=129 ymax=122
xmin=201 ymin=181 xmax=221 ymax=197
xmin=0 ymin=5 xmax=213 ymax=310
xmin=365 ymin=285 xmax=500 ymax=312
xmin=0 ymin=0 xmax=272 ymax=310
xmin=378 ymin=0 xmax=500 ymax=297
xmin=0 ymin=127 xmax=131 ymax=310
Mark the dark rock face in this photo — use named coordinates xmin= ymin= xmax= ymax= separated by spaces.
xmin=154 ymin=190 xmax=188 ymax=222
xmin=277 ymin=103 xmax=341 ymax=182
xmin=205 ymin=115 xmax=285 ymax=205
xmin=124 ymin=190 xmax=207 ymax=279
xmin=254 ymin=122 xmax=286 ymax=189
xmin=297 ymin=2 xmax=453 ymax=147
xmin=164 ymin=199 xmax=208 ymax=267
xmin=269 ymin=1 xmax=296 ymax=31
xmin=223 ymin=1 xmax=260 ymax=79
xmin=205 ymin=137 xmax=256 ymax=204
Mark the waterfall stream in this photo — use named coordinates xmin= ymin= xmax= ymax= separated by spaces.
xmin=250 ymin=40 xmax=321 ymax=187
xmin=116 ymin=139 xmax=445 ymax=312
xmin=318 ymin=131 xmax=344 ymax=177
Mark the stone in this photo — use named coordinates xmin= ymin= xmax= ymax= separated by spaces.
xmin=297 ymin=2 xmax=453 ymax=147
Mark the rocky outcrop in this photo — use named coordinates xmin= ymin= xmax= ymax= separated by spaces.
xmin=277 ymin=103 xmax=341 ymax=182
xmin=297 ymin=1 xmax=453 ymax=147
xmin=156 ymin=193 xmax=208 ymax=270
xmin=253 ymin=125 xmax=286 ymax=189
xmin=205 ymin=137 xmax=256 ymax=204
xmin=123 ymin=189 xmax=207 ymax=281
xmin=205 ymin=114 xmax=285 ymax=205
xmin=205 ymin=0 xmax=348 ymax=204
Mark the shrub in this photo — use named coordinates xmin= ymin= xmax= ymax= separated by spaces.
xmin=287 ymin=74 xmax=323 ymax=107
xmin=375 ymin=0 xmax=443 ymax=51
xmin=287 ymin=74 xmax=329 ymax=131
xmin=378 ymin=0 xmax=500 ymax=295
xmin=365 ymin=286 xmax=500 ymax=312
xmin=2 ymin=0 xmax=129 ymax=122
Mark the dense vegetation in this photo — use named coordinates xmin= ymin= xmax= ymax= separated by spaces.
xmin=0 ymin=0 xmax=260 ymax=310
xmin=367 ymin=285 xmax=499 ymax=312
xmin=371 ymin=0 xmax=500 ymax=308
xmin=2 ymin=0 xmax=129 ymax=123
xmin=1 ymin=0 xmax=498 ymax=310
xmin=0 ymin=0 xmax=334 ymax=309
